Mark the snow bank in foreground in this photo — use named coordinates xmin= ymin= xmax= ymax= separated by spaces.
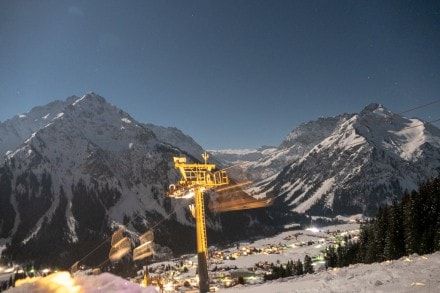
xmin=8 ymin=271 xmax=158 ymax=293
xmin=5 ymin=252 xmax=440 ymax=292
xmin=225 ymin=252 xmax=440 ymax=293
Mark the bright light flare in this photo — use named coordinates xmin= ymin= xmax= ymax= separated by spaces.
xmin=15 ymin=276 xmax=43 ymax=288
xmin=164 ymin=282 xmax=174 ymax=291
xmin=306 ymin=227 xmax=319 ymax=233
xmin=45 ymin=272 xmax=81 ymax=292
xmin=181 ymin=191 xmax=195 ymax=199
xmin=15 ymin=271 xmax=81 ymax=293
xmin=4 ymin=267 xmax=15 ymax=273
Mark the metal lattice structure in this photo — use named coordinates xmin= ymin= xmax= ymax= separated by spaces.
xmin=166 ymin=152 xmax=229 ymax=293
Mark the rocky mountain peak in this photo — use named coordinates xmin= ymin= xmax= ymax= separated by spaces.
xmin=68 ymin=93 xmax=119 ymax=117
xmin=362 ymin=103 xmax=382 ymax=112
xmin=66 ymin=95 xmax=81 ymax=104
xmin=360 ymin=103 xmax=394 ymax=120
xmin=281 ymin=115 xmax=351 ymax=148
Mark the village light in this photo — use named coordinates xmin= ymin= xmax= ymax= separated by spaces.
xmin=306 ymin=227 xmax=319 ymax=233
xmin=4 ymin=267 xmax=15 ymax=273
xmin=164 ymin=282 xmax=174 ymax=292
xmin=42 ymin=268 xmax=50 ymax=273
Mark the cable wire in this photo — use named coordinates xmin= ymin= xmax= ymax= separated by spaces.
xmin=73 ymin=195 xmax=188 ymax=269
xmin=397 ymin=99 xmax=440 ymax=115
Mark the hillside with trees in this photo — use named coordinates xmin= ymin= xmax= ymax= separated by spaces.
xmin=325 ymin=176 xmax=440 ymax=268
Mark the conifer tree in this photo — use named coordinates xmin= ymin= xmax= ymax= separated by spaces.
xmin=286 ymin=260 xmax=293 ymax=277
xmin=435 ymin=215 xmax=440 ymax=251
xmin=424 ymin=177 xmax=440 ymax=253
xmin=374 ymin=207 xmax=388 ymax=262
xmin=295 ymin=259 xmax=303 ymax=275
xmin=291 ymin=260 xmax=297 ymax=276
xmin=384 ymin=199 xmax=405 ymax=259
xmin=238 ymin=276 xmax=245 ymax=285
xmin=325 ymin=245 xmax=337 ymax=268
xmin=327 ymin=177 xmax=440 ymax=269
xmin=356 ymin=221 xmax=371 ymax=263
xmin=303 ymin=255 xmax=314 ymax=274
xmin=364 ymin=220 xmax=378 ymax=263
xmin=402 ymin=192 xmax=417 ymax=254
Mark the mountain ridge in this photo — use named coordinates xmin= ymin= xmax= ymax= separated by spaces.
xmin=256 ymin=103 xmax=440 ymax=216
xmin=211 ymin=103 xmax=440 ymax=216
xmin=1 ymin=94 xmax=439 ymax=268
xmin=0 ymin=93 xmax=278 ymax=268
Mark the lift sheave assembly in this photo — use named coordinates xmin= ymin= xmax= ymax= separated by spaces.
xmin=166 ymin=152 xmax=272 ymax=292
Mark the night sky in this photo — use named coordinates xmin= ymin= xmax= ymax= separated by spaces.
xmin=1 ymin=0 xmax=439 ymax=149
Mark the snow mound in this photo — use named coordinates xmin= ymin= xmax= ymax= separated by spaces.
xmin=9 ymin=271 xmax=158 ymax=293
xmin=224 ymin=252 xmax=440 ymax=293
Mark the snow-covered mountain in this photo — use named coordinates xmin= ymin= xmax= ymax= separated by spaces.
xmin=0 ymin=93 xmax=275 ymax=267
xmin=144 ymin=124 xmax=205 ymax=161
xmin=254 ymin=104 xmax=440 ymax=216
xmin=206 ymin=104 xmax=440 ymax=218
xmin=208 ymin=147 xmax=275 ymax=164
xmin=210 ymin=115 xmax=354 ymax=185
xmin=0 ymin=98 xmax=73 ymax=164
xmin=2 ymin=95 xmax=438 ymax=268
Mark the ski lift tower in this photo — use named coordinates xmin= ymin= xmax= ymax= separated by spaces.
xmin=167 ymin=152 xmax=229 ymax=293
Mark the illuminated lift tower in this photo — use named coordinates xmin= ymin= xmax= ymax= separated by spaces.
xmin=167 ymin=152 xmax=229 ymax=293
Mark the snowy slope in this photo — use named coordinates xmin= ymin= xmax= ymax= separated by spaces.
xmin=225 ymin=252 xmax=440 ymax=293
xmin=209 ymin=148 xmax=274 ymax=165
xmin=145 ymin=124 xmax=205 ymax=161
xmin=257 ymin=104 xmax=440 ymax=216
xmin=8 ymin=222 xmax=439 ymax=293
xmin=0 ymin=98 xmax=75 ymax=164
xmin=0 ymin=94 xmax=209 ymax=265
xmin=220 ymin=222 xmax=440 ymax=293
xmin=0 ymin=93 xmax=277 ymax=268
xmin=252 ymin=116 xmax=353 ymax=180
xmin=7 ymin=251 xmax=439 ymax=293
xmin=219 ymin=104 xmax=440 ymax=217
xmin=210 ymin=115 xmax=353 ymax=185
xmin=0 ymin=94 xmax=185 ymax=248
xmin=3 ymin=93 xmax=182 ymax=221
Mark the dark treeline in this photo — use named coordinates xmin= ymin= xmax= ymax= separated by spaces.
xmin=264 ymin=255 xmax=314 ymax=281
xmin=326 ymin=176 xmax=440 ymax=268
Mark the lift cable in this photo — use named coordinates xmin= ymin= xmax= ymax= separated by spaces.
xmin=73 ymin=193 xmax=189 ymax=268
xmin=397 ymin=99 xmax=440 ymax=115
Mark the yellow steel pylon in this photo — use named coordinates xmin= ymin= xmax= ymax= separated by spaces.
xmin=167 ymin=152 xmax=229 ymax=293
